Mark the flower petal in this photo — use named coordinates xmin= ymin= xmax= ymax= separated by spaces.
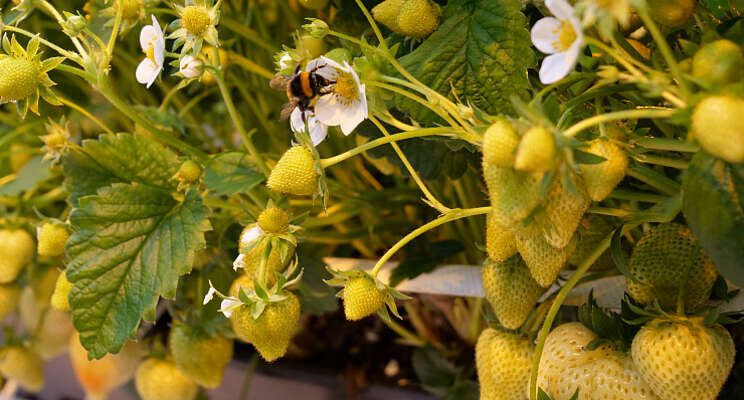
xmin=232 ymin=253 xmax=246 ymax=271
xmin=338 ymin=100 xmax=366 ymax=135
xmin=291 ymin=108 xmax=328 ymax=146
xmin=531 ymin=17 xmax=561 ymax=54
xmin=546 ymin=0 xmax=575 ymax=20
xmin=239 ymin=226 xmax=263 ymax=249
xmin=314 ymin=94 xmax=345 ymax=126
xmin=203 ymin=286 xmax=216 ymax=305
xmin=310 ymin=122 xmax=329 ymax=145
xmin=140 ymin=26 xmax=159 ymax=51
xmin=136 ymin=59 xmax=160 ymax=88
xmin=539 ymin=47 xmax=579 ymax=84
xmin=219 ymin=298 xmax=240 ymax=318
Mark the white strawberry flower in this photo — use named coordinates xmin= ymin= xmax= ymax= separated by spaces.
xmin=531 ymin=0 xmax=584 ymax=84
xmin=203 ymin=286 xmax=216 ymax=305
xmin=219 ymin=298 xmax=241 ymax=318
xmin=232 ymin=253 xmax=245 ymax=271
xmin=179 ymin=54 xmax=203 ymax=78
xmin=239 ymin=225 xmax=263 ymax=249
xmin=291 ymin=108 xmax=328 ymax=146
xmin=309 ymin=56 xmax=368 ymax=135
xmin=136 ymin=15 xmax=166 ymax=88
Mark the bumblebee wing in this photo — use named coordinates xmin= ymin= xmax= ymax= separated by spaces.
xmin=269 ymin=75 xmax=292 ymax=91
xmin=279 ymin=100 xmax=298 ymax=121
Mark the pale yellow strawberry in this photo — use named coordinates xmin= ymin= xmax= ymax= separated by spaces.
xmin=0 ymin=282 xmax=20 ymax=320
xmin=483 ymin=165 xmax=543 ymax=227
xmin=691 ymin=95 xmax=744 ymax=163
xmin=70 ymin=332 xmax=143 ymax=400
xmin=0 ymin=228 xmax=35 ymax=283
xmin=51 ymin=270 xmax=72 ymax=311
xmin=516 ymin=230 xmax=576 ymax=287
xmin=542 ymin=174 xmax=591 ymax=249
xmin=632 ymin=318 xmax=734 ymax=400
xmin=343 ymin=276 xmax=384 ymax=321
xmin=135 ymin=358 xmax=198 ymax=400
xmin=482 ymin=119 xmax=520 ymax=168
xmin=396 ymin=0 xmax=440 ymax=39
xmin=0 ymin=346 xmax=44 ymax=392
xmin=485 ymin=211 xmax=517 ymax=262
xmin=257 ymin=207 xmax=290 ymax=233
xmin=476 ymin=328 xmax=533 ymax=400
xmin=0 ymin=57 xmax=38 ymax=102
xmin=578 ymin=139 xmax=628 ymax=202
xmin=481 ymin=256 xmax=544 ymax=330
xmin=514 ymin=127 xmax=557 ymax=173
xmin=37 ymin=222 xmax=70 ymax=257
xmin=372 ymin=0 xmax=405 ymax=32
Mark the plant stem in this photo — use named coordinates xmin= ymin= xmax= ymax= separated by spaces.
xmin=528 ymin=224 xmax=640 ymax=400
xmin=320 ymin=127 xmax=458 ymax=168
xmin=239 ymin=354 xmax=260 ymax=400
xmin=107 ymin=4 xmax=124 ymax=59
xmin=636 ymin=7 xmax=690 ymax=99
xmin=563 ymin=109 xmax=675 ymax=138
xmin=58 ymin=96 xmax=114 ymax=134
xmin=627 ymin=162 xmax=680 ymax=196
xmin=368 ymin=115 xmax=451 ymax=213
xmin=37 ymin=0 xmax=89 ymax=59
xmin=370 ymin=207 xmax=491 ymax=277
xmin=634 ymin=137 xmax=699 ymax=153
xmin=214 ymin=73 xmax=270 ymax=175
xmin=381 ymin=317 xmax=427 ymax=347
xmin=1 ymin=26 xmax=80 ymax=62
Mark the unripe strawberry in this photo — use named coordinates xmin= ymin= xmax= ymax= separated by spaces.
xmin=483 ymin=120 xmax=519 ymax=168
xmin=372 ymin=0 xmax=405 ymax=32
xmin=397 ymin=0 xmax=440 ymax=39
xmin=228 ymin=275 xmax=255 ymax=343
xmin=298 ymin=0 xmax=329 ymax=10
xmin=257 ymin=207 xmax=290 ymax=233
xmin=267 ymin=146 xmax=318 ymax=196
xmin=20 ymin=286 xmax=74 ymax=359
xmin=174 ymin=160 xmax=202 ymax=184
xmin=70 ymin=332 xmax=143 ymax=400
xmin=0 ymin=56 xmax=38 ymax=102
xmin=627 ymin=223 xmax=718 ymax=313
xmin=542 ymin=174 xmax=591 ymax=249
xmin=485 ymin=212 xmax=517 ymax=262
xmin=169 ymin=324 xmax=234 ymax=388
xmin=516 ymin=230 xmax=576 ymax=287
xmin=691 ymin=95 xmax=744 ymax=163
xmin=475 ymin=328 xmax=533 ymax=400
xmin=535 ymin=322 xmax=658 ymax=400
xmin=632 ymin=319 xmax=735 ymax=400
xmin=578 ymin=139 xmax=628 ymax=202
xmin=232 ymin=293 xmax=300 ymax=362
xmin=0 ymin=346 xmax=44 ymax=392
xmin=238 ymin=239 xmax=295 ymax=284
xmin=647 ymin=0 xmax=694 ymax=28
xmin=51 ymin=270 xmax=72 ymax=311
xmin=0 ymin=283 xmax=20 ymax=320
xmin=481 ymin=257 xmax=543 ymax=330
xmin=343 ymin=275 xmax=385 ymax=321
xmin=692 ymin=39 xmax=744 ymax=86
xmin=135 ymin=358 xmax=198 ymax=400
xmin=514 ymin=127 xmax=556 ymax=173
xmin=483 ymin=165 xmax=542 ymax=227
xmin=37 ymin=222 xmax=70 ymax=257
xmin=0 ymin=228 xmax=34 ymax=283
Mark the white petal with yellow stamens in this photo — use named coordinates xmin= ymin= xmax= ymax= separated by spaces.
xmin=531 ymin=0 xmax=583 ymax=84
xmin=136 ymin=15 xmax=165 ymax=88
xmin=311 ymin=57 xmax=368 ymax=135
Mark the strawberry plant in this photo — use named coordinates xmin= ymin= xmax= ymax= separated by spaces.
xmin=1 ymin=0 xmax=744 ymax=399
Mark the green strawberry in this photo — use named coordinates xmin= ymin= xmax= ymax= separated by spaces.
xmin=631 ymin=318 xmax=735 ymax=400
xmin=0 ymin=57 xmax=38 ymax=102
xmin=396 ymin=0 xmax=440 ymax=39
xmin=298 ymin=0 xmax=329 ymax=10
xmin=0 ymin=282 xmax=20 ymax=319
xmin=482 ymin=119 xmax=520 ymax=168
xmin=578 ymin=139 xmax=628 ymax=202
xmin=37 ymin=222 xmax=69 ymax=257
xmin=232 ymin=292 xmax=301 ymax=362
xmin=516 ymin=230 xmax=576 ymax=287
xmin=228 ymin=275 xmax=255 ymax=343
xmin=0 ymin=346 xmax=44 ymax=392
xmin=542 ymin=174 xmax=591 ymax=249
xmin=343 ymin=275 xmax=385 ymax=321
xmin=174 ymin=160 xmax=202 ymax=184
xmin=692 ymin=39 xmax=744 ymax=87
xmin=483 ymin=164 xmax=542 ymax=227
xmin=372 ymin=0 xmax=405 ymax=32
xmin=626 ymin=223 xmax=718 ymax=313
xmin=238 ymin=239 xmax=295 ymax=284
xmin=135 ymin=358 xmax=198 ymax=400
xmin=267 ymin=146 xmax=318 ymax=196
xmin=257 ymin=207 xmax=290 ymax=234
xmin=691 ymin=95 xmax=744 ymax=163
xmin=514 ymin=126 xmax=557 ymax=173
xmin=481 ymin=256 xmax=544 ymax=330
xmin=0 ymin=228 xmax=34 ymax=283
xmin=647 ymin=0 xmax=694 ymax=28
xmin=51 ymin=270 xmax=72 ymax=311
xmin=169 ymin=324 xmax=234 ymax=388
xmin=475 ymin=328 xmax=533 ymax=400
xmin=485 ymin=211 xmax=517 ymax=262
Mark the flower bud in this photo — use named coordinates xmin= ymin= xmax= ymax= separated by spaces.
xmin=64 ymin=14 xmax=87 ymax=35
xmin=302 ymin=18 xmax=329 ymax=39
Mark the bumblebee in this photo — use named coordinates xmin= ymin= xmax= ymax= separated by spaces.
xmin=270 ymin=62 xmax=335 ymax=121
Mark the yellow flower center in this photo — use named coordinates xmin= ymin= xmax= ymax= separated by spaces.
xmin=552 ymin=21 xmax=577 ymax=52
xmin=334 ymin=70 xmax=359 ymax=106
xmin=182 ymin=6 xmax=211 ymax=37
xmin=144 ymin=43 xmax=156 ymax=64
xmin=115 ymin=0 xmax=142 ymax=21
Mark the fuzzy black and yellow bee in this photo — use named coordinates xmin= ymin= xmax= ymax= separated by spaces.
xmin=270 ymin=62 xmax=336 ymax=121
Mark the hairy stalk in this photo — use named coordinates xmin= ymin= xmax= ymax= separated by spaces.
xmin=58 ymin=97 xmax=114 ymax=134
xmin=563 ymin=109 xmax=675 ymax=137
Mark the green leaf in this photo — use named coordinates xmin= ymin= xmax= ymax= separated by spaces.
xmin=62 ymin=133 xmax=211 ymax=358
xmin=67 ymin=186 xmax=210 ymax=358
xmin=63 ymin=134 xmax=179 ymax=206
xmin=573 ymin=149 xmax=607 ymax=165
xmin=203 ymin=152 xmax=265 ymax=195
xmin=0 ymin=155 xmax=52 ymax=196
xmin=394 ymin=0 xmax=535 ymax=122
xmin=682 ymin=152 xmax=744 ymax=288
